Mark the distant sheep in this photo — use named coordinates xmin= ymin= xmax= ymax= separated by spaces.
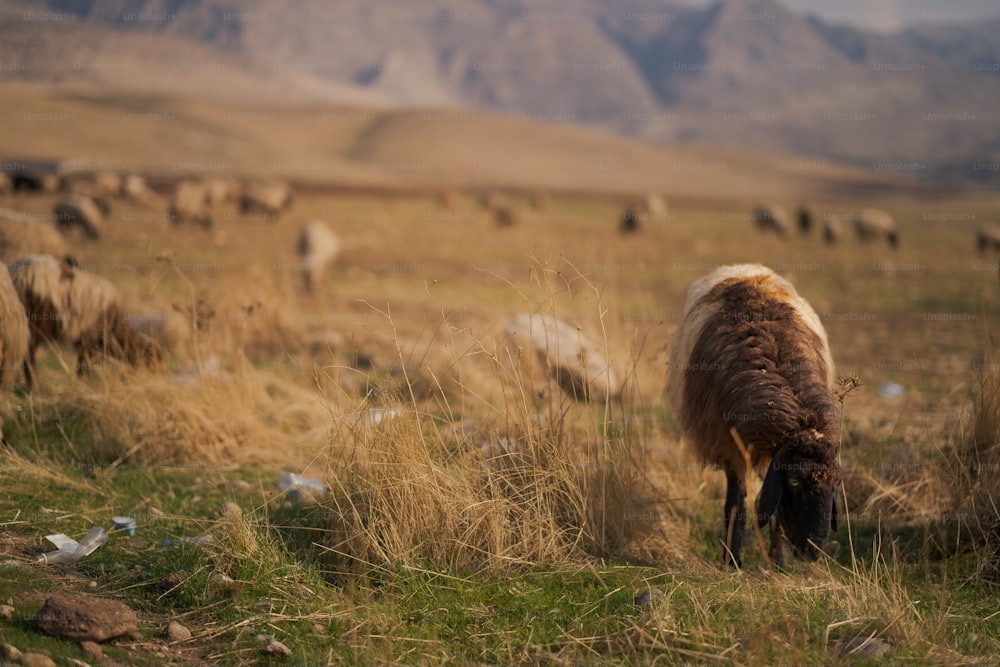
xmin=644 ymin=192 xmax=668 ymax=220
xmin=976 ymin=224 xmax=1000 ymax=253
xmin=752 ymin=205 xmax=791 ymax=237
xmin=438 ymin=189 xmax=463 ymax=211
xmin=666 ymin=264 xmax=841 ymax=568
xmin=0 ymin=263 xmax=29 ymax=389
xmin=8 ymin=254 xmax=161 ymax=384
xmin=620 ymin=205 xmax=642 ymax=234
xmin=203 ymin=177 xmax=241 ymax=207
xmin=822 ymin=214 xmax=845 ymax=245
xmin=239 ymin=182 xmax=292 ymax=219
xmin=121 ymin=173 xmax=159 ymax=205
xmin=0 ymin=214 xmax=68 ymax=262
xmin=796 ymin=204 xmax=814 ymax=234
xmin=170 ymin=180 xmax=212 ymax=229
xmin=297 ymin=220 xmax=341 ymax=293
xmin=53 ymin=195 xmax=103 ymax=239
xmin=853 ymin=208 xmax=898 ymax=248
xmin=493 ymin=206 xmax=516 ymax=228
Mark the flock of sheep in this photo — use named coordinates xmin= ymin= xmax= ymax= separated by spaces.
xmin=0 ymin=167 xmax=986 ymax=571
xmin=752 ymin=203 xmax=899 ymax=248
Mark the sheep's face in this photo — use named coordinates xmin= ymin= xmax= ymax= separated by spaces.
xmin=757 ymin=443 xmax=840 ymax=562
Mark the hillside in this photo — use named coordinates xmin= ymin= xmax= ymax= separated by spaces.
xmin=4 ymin=0 xmax=1000 ymax=180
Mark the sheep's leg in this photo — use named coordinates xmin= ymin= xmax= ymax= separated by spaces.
xmin=769 ymin=521 xmax=786 ymax=569
xmin=723 ymin=471 xmax=747 ymax=568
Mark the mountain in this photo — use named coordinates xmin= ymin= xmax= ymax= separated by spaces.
xmin=4 ymin=0 xmax=1000 ymax=182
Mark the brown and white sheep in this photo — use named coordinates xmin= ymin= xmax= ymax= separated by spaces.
xmin=239 ymin=182 xmax=292 ymax=219
xmin=0 ymin=263 xmax=29 ymax=389
xmin=666 ymin=264 xmax=841 ymax=568
xmin=8 ymin=255 xmax=161 ymax=384
xmin=53 ymin=194 xmax=103 ymax=239
xmin=976 ymin=224 xmax=1000 ymax=254
xmin=853 ymin=208 xmax=898 ymax=248
xmin=170 ymin=180 xmax=212 ymax=229
xmin=296 ymin=220 xmax=341 ymax=294
xmin=0 ymin=214 xmax=68 ymax=262
xmin=752 ymin=204 xmax=791 ymax=237
xmin=822 ymin=213 xmax=845 ymax=245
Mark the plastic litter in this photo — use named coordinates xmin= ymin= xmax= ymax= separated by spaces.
xmin=37 ymin=526 xmax=108 ymax=565
xmin=279 ymin=472 xmax=327 ymax=494
xmin=164 ymin=534 xmax=216 ymax=547
xmin=878 ymin=381 xmax=905 ymax=399
xmin=366 ymin=407 xmax=402 ymax=424
xmin=111 ymin=516 xmax=136 ymax=536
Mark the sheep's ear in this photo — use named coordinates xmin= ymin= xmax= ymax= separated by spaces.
xmin=757 ymin=459 xmax=784 ymax=528
xmin=831 ymin=494 xmax=838 ymax=532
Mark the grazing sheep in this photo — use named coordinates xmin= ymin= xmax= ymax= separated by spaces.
xmin=0 ymin=263 xmax=29 ymax=389
xmin=239 ymin=182 xmax=292 ymax=219
xmin=493 ymin=206 xmax=516 ymax=227
xmin=53 ymin=195 xmax=103 ymax=239
xmin=853 ymin=208 xmax=898 ymax=248
xmin=822 ymin=214 xmax=845 ymax=245
xmin=752 ymin=205 xmax=791 ymax=237
xmin=976 ymin=224 xmax=1000 ymax=253
xmin=666 ymin=264 xmax=841 ymax=568
xmin=11 ymin=170 xmax=59 ymax=193
xmin=438 ymin=189 xmax=463 ymax=211
xmin=480 ymin=191 xmax=506 ymax=210
xmin=170 ymin=180 xmax=212 ymax=229
xmin=203 ymin=177 xmax=241 ymax=207
xmin=620 ymin=205 xmax=642 ymax=234
xmin=8 ymin=254 xmax=162 ymax=384
xmin=121 ymin=173 xmax=158 ymax=205
xmin=93 ymin=171 xmax=122 ymax=198
xmin=796 ymin=204 xmax=814 ymax=234
xmin=0 ymin=214 xmax=68 ymax=262
xmin=504 ymin=313 xmax=625 ymax=403
xmin=297 ymin=220 xmax=341 ymax=293
xmin=66 ymin=181 xmax=112 ymax=217
xmin=644 ymin=192 xmax=668 ymax=220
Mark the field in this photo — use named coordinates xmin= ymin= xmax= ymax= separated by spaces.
xmin=1 ymin=170 xmax=999 ymax=666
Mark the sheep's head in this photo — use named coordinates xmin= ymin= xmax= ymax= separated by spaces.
xmin=756 ymin=430 xmax=841 ymax=562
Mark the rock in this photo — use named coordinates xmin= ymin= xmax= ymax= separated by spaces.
xmin=633 ymin=588 xmax=665 ymax=607
xmin=262 ymin=640 xmax=292 ymax=657
xmin=221 ymin=502 xmax=242 ymax=518
xmin=79 ymin=641 xmax=103 ymax=661
xmin=66 ymin=660 xmax=91 ymax=667
xmin=1 ymin=643 xmax=22 ymax=661
xmin=19 ymin=653 xmax=56 ymax=667
xmin=503 ymin=314 xmax=626 ymax=403
xmin=232 ymin=480 xmax=253 ymax=496
xmin=34 ymin=593 xmax=138 ymax=642
xmin=156 ymin=570 xmax=188 ymax=595
xmin=166 ymin=620 xmax=191 ymax=642
xmin=0 ymin=604 xmax=13 ymax=619
xmin=838 ymin=636 xmax=892 ymax=658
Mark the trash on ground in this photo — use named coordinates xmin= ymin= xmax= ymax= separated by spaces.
xmin=279 ymin=472 xmax=327 ymax=494
xmin=37 ymin=527 xmax=108 ymax=565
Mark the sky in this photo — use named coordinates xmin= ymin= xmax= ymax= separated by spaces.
xmin=682 ymin=0 xmax=1000 ymax=32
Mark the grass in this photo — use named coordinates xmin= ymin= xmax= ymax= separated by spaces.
xmin=1 ymin=184 xmax=1000 ymax=664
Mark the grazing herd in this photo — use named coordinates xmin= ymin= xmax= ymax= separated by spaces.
xmin=1 ymin=167 xmax=997 ymax=572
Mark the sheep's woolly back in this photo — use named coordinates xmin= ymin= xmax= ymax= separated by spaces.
xmin=9 ymin=254 xmax=120 ymax=341
xmin=0 ymin=263 xmax=29 ymax=388
xmin=855 ymin=208 xmax=895 ymax=234
xmin=0 ymin=216 xmax=68 ymax=262
xmin=297 ymin=220 xmax=341 ymax=267
xmin=666 ymin=264 xmax=836 ymax=475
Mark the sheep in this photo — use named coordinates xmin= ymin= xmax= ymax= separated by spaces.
xmin=52 ymin=194 xmax=103 ymax=239
xmin=239 ymin=181 xmax=292 ymax=219
xmin=438 ymin=189 xmax=463 ymax=211
xmin=644 ymin=192 xmax=668 ymax=220
xmin=0 ymin=214 xmax=68 ymax=262
xmin=8 ymin=254 xmax=162 ymax=384
xmin=170 ymin=180 xmax=212 ymax=229
xmin=493 ymin=206 xmax=516 ymax=228
xmin=853 ymin=208 xmax=898 ymax=248
xmin=0 ymin=263 xmax=29 ymax=389
xmin=796 ymin=204 xmax=814 ymax=234
xmin=620 ymin=205 xmax=642 ymax=234
xmin=752 ymin=205 xmax=791 ymax=237
xmin=203 ymin=176 xmax=241 ymax=207
xmin=121 ymin=173 xmax=159 ymax=205
xmin=93 ymin=171 xmax=122 ymax=198
xmin=665 ymin=264 xmax=841 ymax=568
xmin=822 ymin=214 xmax=845 ymax=245
xmin=296 ymin=220 xmax=341 ymax=294
xmin=976 ymin=224 xmax=1000 ymax=254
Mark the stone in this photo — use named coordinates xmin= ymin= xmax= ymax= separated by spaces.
xmin=221 ymin=502 xmax=242 ymax=518
xmin=79 ymin=641 xmax=103 ymax=660
xmin=166 ymin=620 xmax=191 ymax=642
xmin=262 ymin=640 xmax=292 ymax=657
xmin=633 ymin=588 xmax=665 ymax=607
xmin=839 ymin=636 xmax=892 ymax=658
xmin=34 ymin=593 xmax=138 ymax=642
xmin=0 ymin=643 xmax=22 ymax=661
xmin=19 ymin=653 xmax=56 ymax=667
